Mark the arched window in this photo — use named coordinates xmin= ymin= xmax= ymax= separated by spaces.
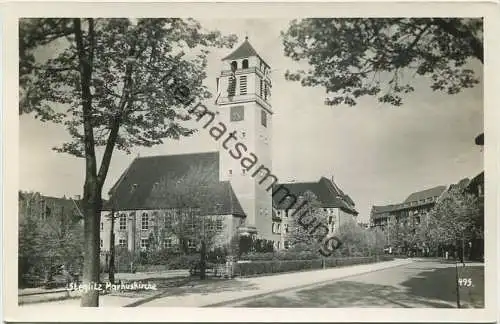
xmin=242 ymin=59 xmax=249 ymax=69
xmin=230 ymin=61 xmax=238 ymax=71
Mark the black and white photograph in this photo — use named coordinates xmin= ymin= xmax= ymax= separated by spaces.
xmin=4 ymin=2 xmax=498 ymax=322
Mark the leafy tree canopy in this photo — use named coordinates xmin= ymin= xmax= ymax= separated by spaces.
xmin=20 ymin=18 xmax=237 ymax=157
xmin=425 ymin=187 xmax=482 ymax=245
xmin=282 ymin=18 xmax=482 ymax=106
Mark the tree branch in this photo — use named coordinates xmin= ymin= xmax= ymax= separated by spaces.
xmin=432 ymin=18 xmax=483 ymax=63
xmin=97 ymin=44 xmax=137 ymax=188
xmin=73 ymin=19 xmax=97 ymax=180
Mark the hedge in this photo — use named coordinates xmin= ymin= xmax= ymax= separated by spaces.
xmin=240 ymin=250 xmax=321 ymax=261
xmin=233 ymin=255 xmax=394 ymax=277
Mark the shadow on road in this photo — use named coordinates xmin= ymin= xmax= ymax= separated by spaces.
xmin=400 ymin=265 xmax=484 ymax=308
xmin=125 ymin=278 xmax=259 ymax=307
xmin=239 ymin=280 xmax=456 ymax=308
xmin=239 ymin=264 xmax=484 ymax=308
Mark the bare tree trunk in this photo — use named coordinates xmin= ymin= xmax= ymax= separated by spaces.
xmin=109 ymin=209 xmax=115 ymax=284
xmin=80 ymin=184 xmax=101 ymax=307
xmin=74 ymin=18 xmax=101 ymax=307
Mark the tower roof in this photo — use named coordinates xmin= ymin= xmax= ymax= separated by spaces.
xmin=222 ymin=37 xmax=269 ymax=67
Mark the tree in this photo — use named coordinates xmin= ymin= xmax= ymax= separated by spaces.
xmin=335 ymin=218 xmax=379 ymax=257
xmin=286 ymin=191 xmax=327 ymax=253
xmin=282 ymin=18 xmax=482 ymax=106
xmin=425 ymin=187 xmax=482 ymax=260
xmin=145 ymin=162 xmax=226 ymax=279
xmin=19 ymin=193 xmax=84 ymax=287
xmin=19 ymin=18 xmax=236 ymax=306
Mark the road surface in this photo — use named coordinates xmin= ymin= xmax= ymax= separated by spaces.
xmin=231 ymin=259 xmax=484 ymax=308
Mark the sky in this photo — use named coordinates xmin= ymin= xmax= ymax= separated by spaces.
xmin=19 ymin=19 xmax=484 ymax=223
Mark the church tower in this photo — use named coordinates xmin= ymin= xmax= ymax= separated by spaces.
xmin=216 ymin=37 xmax=273 ymax=240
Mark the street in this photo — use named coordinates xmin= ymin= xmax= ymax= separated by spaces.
xmin=233 ymin=259 xmax=484 ymax=308
xmin=20 ymin=259 xmax=484 ymax=308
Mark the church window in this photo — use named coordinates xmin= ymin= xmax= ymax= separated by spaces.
xmin=228 ymin=169 xmax=232 ymax=175
xmin=100 ymin=222 xmax=104 ymax=231
xmin=241 ymin=131 xmax=246 ymax=138
xmin=242 ymin=59 xmax=249 ymax=69
xmin=141 ymin=212 xmax=149 ymax=230
xmin=239 ymin=76 xmax=247 ymax=95
xmin=100 ymin=239 xmax=103 ymax=248
xmin=119 ymin=239 xmax=127 ymax=248
xmin=228 ymin=77 xmax=237 ymax=97
xmin=119 ymin=214 xmax=127 ymax=230
xmin=230 ymin=61 xmax=238 ymax=71
xmin=261 ymin=109 xmax=267 ymax=127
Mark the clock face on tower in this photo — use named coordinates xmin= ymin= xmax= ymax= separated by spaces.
xmin=230 ymin=105 xmax=244 ymax=122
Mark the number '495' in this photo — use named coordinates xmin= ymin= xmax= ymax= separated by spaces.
xmin=458 ymin=278 xmax=472 ymax=287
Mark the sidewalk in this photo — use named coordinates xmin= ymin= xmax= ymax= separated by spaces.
xmin=21 ymin=258 xmax=413 ymax=307
xmin=19 ymin=270 xmax=189 ymax=305
xmin=140 ymin=258 xmax=414 ymax=307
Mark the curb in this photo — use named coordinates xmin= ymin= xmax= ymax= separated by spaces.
xmin=201 ymin=259 xmax=413 ymax=307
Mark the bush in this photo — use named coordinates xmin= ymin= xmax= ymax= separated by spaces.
xmin=234 ymin=259 xmax=323 ymax=276
xmin=239 ymin=250 xmax=320 ymax=261
xmin=207 ymin=247 xmax=228 ymax=263
xmin=115 ymin=247 xmax=135 ymax=272
xmin=233 ymin=255 xmax=395 ymax=277
xmin=253 ymin=239 xmax=274 ymax=253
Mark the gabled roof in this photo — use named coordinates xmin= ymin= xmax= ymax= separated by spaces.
xmin=403 ymin=185 xmax=447 ymax=203
xmin=371 ymin=205 xmax=398 ymax=214
xmin=103 ymin=152 xmax=245 ymax=216
xmin=272 ymin=177 xmax=358 ymax=215
xmin=222 ymin=37 xmax=269 ymax=67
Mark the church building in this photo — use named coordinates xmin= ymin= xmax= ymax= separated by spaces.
xmin=100 ymin=37 xmax=357 ymax=254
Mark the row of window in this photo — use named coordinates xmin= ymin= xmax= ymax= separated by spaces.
xmin=100 ymin=238 xmax=128 ymax=248
xmin=274 ymin=241 xmax=290 ymax=250
xmin=100 ymin=237 xmax=202 ymax=250
xmin=227 ymin=75 xmax=270 ymax=101
xmin=272 ymin=222 xmax=288 ymax=234
xmin=100 ymin=212 xmax=224 ymax=232
xmin=140 ymin=238 xmax=197 ymax=250
xmin=230 ymin=59 xmax=269 ymax=75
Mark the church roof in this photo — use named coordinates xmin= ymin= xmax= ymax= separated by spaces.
xmin=273 ymin=177 xmax=358 ymax=215
xmin=103 ymin=152 xmax=245 ymax=216
xmin=222 ymin=37 xmax=269 ymax=67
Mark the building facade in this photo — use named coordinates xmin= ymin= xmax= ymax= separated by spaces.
xmin=271 ymin=177 xmax=358 ymax=250
xmin=19 ymin=191 xmax=82 ymax=223
xmin=370 ymin=185 xmax=447 ymax=230
xmin=100 ymin=38 xmax=357 ymax=254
